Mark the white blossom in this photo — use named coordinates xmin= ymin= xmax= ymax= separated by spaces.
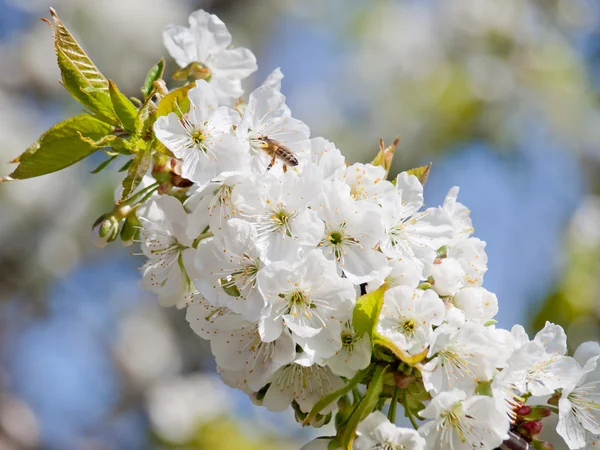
xmin=232 ymin=166 xmax=324 ymax=262
xmin=422 ymin=322 xmax=509 ymax=395
xmin=257 ymin=250 xmax=355 ymax=363
xmin=262 ymin=362 xmax=345 ymax=413
xmin=428 ymin=237 xmax=487 ymax=297
xmin=313 ymin=180 xmax=389 ymax=284
xmin=210 ymin=314 xmax=296 ymax=392
xmin=418 ymin=389 xmax=509 ymax=450
xmin=163 ymin=10 xmax=257 ymax=103
xmin=185 ymin=293 xmax=233 ymax=340
xmin=377 ymin=286 xmax=445 ymax=356
xmin=452 ymin=286 xmax=498 ymax=324
xmin=260 ymin=67 xmax=284 ymax=91
xmin=343 ymin=163 xmax=395 ymax=204
xmin=194 ymin=219 xmax=265 ymax=321
xmin=557 ymin=341 xmax=600 ymax=449
xmin=153 ymin=80 xmax=249 ymax=186
xmin=355 ymin=411 xmax=426 ymax=450
xmin=442 ymin=186 xmax=473 ymax=243
xmin=380 ymin=172 xmax=454 ymax=271
xmin=325 ymin=321 xmax=372 ymax=378
xmin=139 ymin=196 xmax=196 ymax=308
xmin=236 ymin=86 xmax=310 ymax=173
xmin=297 ymin=137 xmax=346 ymax=180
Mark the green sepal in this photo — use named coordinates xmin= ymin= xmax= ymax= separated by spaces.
xmin=46 ymin=8 xmax=116 ymax=124
xmin=142 ymin=58 xmax=165 ymax=99
xmin=90 ymin=154 xmax=118 ymax=174
xmin=109 ymin=80 xmax=138 ymax=133
xmin=2 ymin=114 xmax=113 ymax=181
xmin=406 ymin=163 xmax=432 ymax=185
xmin=219 ymin=279 xmax=241 ymax=298
xmin=370 ymin=137 xmax=400 ymax=179
xmin=120 ymin=144 xmax=152 ymax=202
xmin=156 ymin=82 xmax=196 ymax=118
xmin=339 ymin=365 xmax=389 ymax=450
xmin=475 ymin=381 xmax=494 ymax=397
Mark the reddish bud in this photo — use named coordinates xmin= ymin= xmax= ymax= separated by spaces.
xmin=514 ymin=404 xmax=533 ymax=416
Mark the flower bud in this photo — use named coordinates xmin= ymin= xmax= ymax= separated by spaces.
xmin=514 ymin=404 xmax=532 ymax=416
xmin=93 ymin=215 xmax=119 ymax=248
xmin=310 ymin=411 xmax=332 ymax=428
xmin=120 ymin=213 xmax=140 ymax=247
xmin=518 ymin=420 xmax=543 ymax=439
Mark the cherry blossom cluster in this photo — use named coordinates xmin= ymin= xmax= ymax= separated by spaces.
xmin=128 ymin=10 xmax=600 ymax=450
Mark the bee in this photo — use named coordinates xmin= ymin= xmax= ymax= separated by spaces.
xmin=257 ymin=137 xmax=298 ymax=173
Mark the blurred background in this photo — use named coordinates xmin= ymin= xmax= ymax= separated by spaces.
xmin=0 ymin=0 xmax=599 ymax=448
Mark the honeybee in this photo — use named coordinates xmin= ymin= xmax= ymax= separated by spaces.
xmin=257 ymin=137 xmax=299 ymax=173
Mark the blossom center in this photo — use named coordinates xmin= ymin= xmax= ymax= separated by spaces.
xmin=400 ymin=318 xmax=416 ymax=335
xmin=319 ymin=221 xmax=361 ymax=264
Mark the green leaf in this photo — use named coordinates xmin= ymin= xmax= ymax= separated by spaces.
xmin=352 ymin=285 xmax=387 ymax=338
xmin=134 ymin=95 xmax=156 ymax=137
xmin=406 ymin=163 xmax=432 ymax=185
xmin=3 ymin=114 xmax=113 ymax=181
xmin=90 ymin=154 xmax=118 ymax=174
xmin=118 ymin=159 xmax=134 ymax=173
xmin=303 ymin=366 xmax=372 ymax=427
xmin=142 ymin=58 xmax=165 ymax=98
xmin=46 ymin=8 xmax=116 ymax=123
xmin=340 ymin=365 xmax=389 ymax=450
xmin=120 ymin=145 xmax=152 ymax=201
xmin=156 ymin=82 xmax=196 ymax=118
xmin=109 ymin=80 xmax=138 ymax=133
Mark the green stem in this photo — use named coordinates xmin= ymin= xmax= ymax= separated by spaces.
xmin=193 ymin=231 xmax=214 ymax=248
xmin=388 ymin=387 xmax=400 ymax=423
xmin=352 ymin=388 xmax=362 ymax=404
xmin=545 ymin=405 xmax=559 ymax=415
xmin=403 ymin=389 xmax=419 ymax=430
xmin=123 ymin=181 xmax=160 ymax=206
xmin=376 ymin=397 xmax=387 ymax=411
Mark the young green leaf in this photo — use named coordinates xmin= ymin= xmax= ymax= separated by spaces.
xmin=142 ymin=58 xmax=165 ymax=99
xmin=156 ymin=82 xmax=196 ymax=118
xmin=109 ymin=80 xmax=138 ymax=133
xmin=90 ymin=154 xmax=118 ymax=174
xmin=340 ymin=364 xmax=389 ymax=450
xmin=120 ymin=146 xmax=152 ymax=201
xmin=406 ymin=163 xmax=432 ymax=185
xmin=134 ymin=95 xmax=157 ymax=137
xmin=45 ymin=8 xmax=116 ymax=123
xmin=352 ymin=285 xmax=387 ymax=338
xmin=2 ymin=114 xmax=113 ymax=181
